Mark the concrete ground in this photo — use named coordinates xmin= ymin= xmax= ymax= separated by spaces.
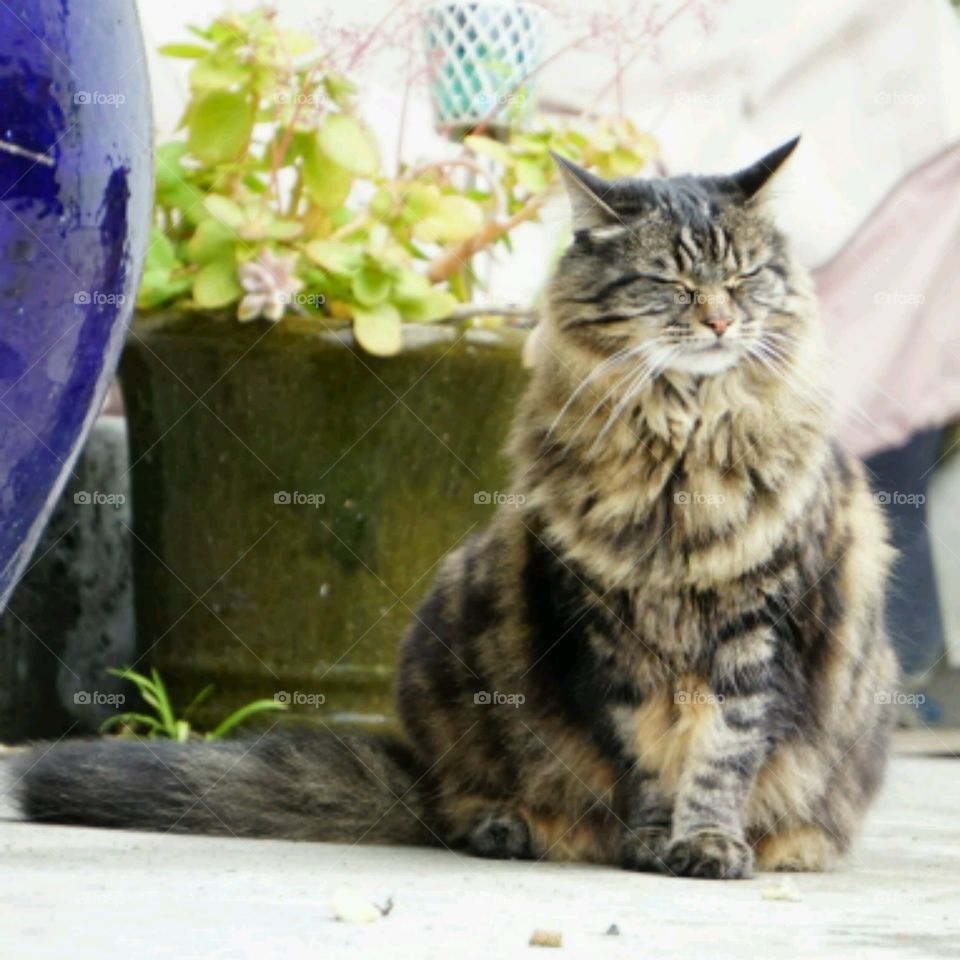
xmin=1 ymin=745 xmax=958 ymax=959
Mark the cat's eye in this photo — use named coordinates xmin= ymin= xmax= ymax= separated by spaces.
xmin=725 ymin=266 xmax=764 ymax=290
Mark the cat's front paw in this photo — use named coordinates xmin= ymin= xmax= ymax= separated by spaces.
xmin=621 ymin=826 xmax=671 ymax=873
xmin=666 ymin=829 xmax=754 ymax=880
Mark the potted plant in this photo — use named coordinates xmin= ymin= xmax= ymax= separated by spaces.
xmin=123 ymin=6 xmax=656 ymax=728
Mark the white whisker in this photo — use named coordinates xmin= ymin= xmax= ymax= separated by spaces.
xmin=547 ymin=345 xmax=647 ymax=437
xmin=746 ymin=337 xmax=834 ymax=412
xmin=590 ymin=345 xmax=679 ymax=453
xmin=569 ymin=349 xmax=662 ymax=444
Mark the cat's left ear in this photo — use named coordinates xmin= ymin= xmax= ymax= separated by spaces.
xmin=729 ymin=136 xmax=800 ymax=201
xmin=550 ymin=151 xmax=619 ymax=230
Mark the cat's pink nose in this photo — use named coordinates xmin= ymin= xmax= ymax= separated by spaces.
xmin=702 ymin=314 xmax=732 ymax=337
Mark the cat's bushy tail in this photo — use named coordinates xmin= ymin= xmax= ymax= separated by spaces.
xmin=4 ymin=731 xmax=434 ymax=844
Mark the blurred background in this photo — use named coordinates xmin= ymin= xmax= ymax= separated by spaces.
xmin=2 ymin=0 xmax=959 ymax=742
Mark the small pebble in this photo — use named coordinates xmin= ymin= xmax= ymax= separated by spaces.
xmin=605 ymin=923 xmax=620 ymax=936
xmin=529 ymin=929 xmax=563 ymax=948
xmin=331 ymin=887 xmax=387 ymax=923
xmin=761 ymin=877 xmax=802 ymax=902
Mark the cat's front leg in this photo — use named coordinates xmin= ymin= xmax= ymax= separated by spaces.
xmin=618 ymin=766 xmax=674 ymax=872
xmin=666 ymin=628 xmax=776 ymax=880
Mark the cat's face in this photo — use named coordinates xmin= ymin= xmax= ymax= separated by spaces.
xmin=548 ymin=139 xmax=801 ymax=379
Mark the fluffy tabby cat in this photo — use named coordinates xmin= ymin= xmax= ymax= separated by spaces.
xmin=4 ymin=138 xmax=898 ymax=879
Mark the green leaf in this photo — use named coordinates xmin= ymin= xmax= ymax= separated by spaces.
xmin=413 ymin=195 xmax=484 ymax=243
xmin=183 ymin=683 xmax=216 ymax=718
xmin=190 ymin=55 xmax=251 ymax=91
xmin=397 ymin=288 xmax=458 ymax=323
xmin=352 ymin=302 xmax=403 ymax=356
xmin=204 ymin=699 xmax=287 ymax=741
xmin=281 ymin=30 xmax=319 ymax=55
xmin=328 ymin=208 xmax=354 ymax=230
xmin=351 ymin=263 xmax=390 ymax=306
xmin=203 ymin=195 xmax=245 ymax=228
xmin=146 ymin=228 xmax=179 ymax=271
xmin=400 ymin=184 xmax=441 ymax=224
xmin=323 ymin=74 xmax=356 ymax=108
xmin=266 ymin=219 xmax=303 ymax=240
xmin=100 ymin=713 xmax=163 ymax=735
xmin=188 ymin=90 xmax=253 ymax=165
xmin=515 ymin=157 xmax=547 ymax=192
xmin=243 ymin=173 xmax=268 ymax=194
xmin=512 ymin=133 xmax=550 ymax=155
xmin=305 ymin=241 xmax=364 ymax=275
xmin=192 ymin=261 xmax=241 ymax=309
xmin=150 ymin=668 xmax=178 ymax=737
xmin=236 ymin=213 xmax=270 ymax=242
xmin=607 ymin=146 xmax=643 ymax=178
xmin=205 ymin=19 xmax=242 ymax=46
xmin=186 ymin=218 xmax=237 ymax=265
xmin=391 ymin=269 xmax=432 ymax=303
xmin=302 ymin=137 xmax=353 ymax=210
xmin=318 ymin=114 xmax=379 ymax=178
xmin=137 ymin=269 xmax=194 ymax=310
xmin=155 ymin=141 xmax=188 ymax=173
xmin=154 ymin=143 xmax=207 ymax=220
xmin=369 ymin=186 xmax=394 ymax=220
xmin=464 ymin=135 xmax=511 ymax=164
xmin=561 ymin=130 xmax=589 ymax=149
xmin=158 ymin=43 xmax=210 ymax=59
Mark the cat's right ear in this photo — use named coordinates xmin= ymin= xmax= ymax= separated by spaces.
xmin=729 ymin=136 xmax=800 ymax=201
xmin=550 ymin=152 xmax=619 ymax=231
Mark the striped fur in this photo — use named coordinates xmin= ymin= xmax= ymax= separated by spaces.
xmin=397 ymin=142 xmax=897 ymax=877
xmin=8 ymin=143 xmax=897 ymax=879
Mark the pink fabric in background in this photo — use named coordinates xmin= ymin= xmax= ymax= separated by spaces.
xmin=816 ymin=145 xmax=960 ymax=459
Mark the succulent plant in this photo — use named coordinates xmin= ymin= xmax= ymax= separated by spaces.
xmin=140 ymin=6 xmax=657 ymax=355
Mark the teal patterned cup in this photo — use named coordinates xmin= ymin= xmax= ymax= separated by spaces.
xmin=423 ymin=2 xmax=546 ymax=130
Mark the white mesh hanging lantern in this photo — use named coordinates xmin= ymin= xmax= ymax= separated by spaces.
xmin=423 ymin=2 xmax=546 ymax=130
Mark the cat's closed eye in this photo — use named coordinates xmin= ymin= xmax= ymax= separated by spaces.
xmin=726 ymin=266 xmax=765 ymax=289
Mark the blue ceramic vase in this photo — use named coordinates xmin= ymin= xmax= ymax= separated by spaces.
xmin=0 ymin=0 xmax=152 ymax=608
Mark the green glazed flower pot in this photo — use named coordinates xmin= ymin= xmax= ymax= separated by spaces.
xmin=120 ymin=313 xmax=528 ymax=730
